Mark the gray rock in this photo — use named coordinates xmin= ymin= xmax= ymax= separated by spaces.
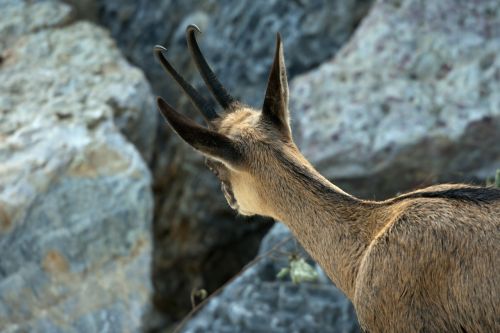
xmin=0 ymin=0 xmax=74 ymax=51
xmin=291 ymin=0 xmax=500 ymax=199
xmin=0 ymin=0 xmax=156 ymax=163
xmin=98 ymin=0 xmax=373 ymax=106
xmin=97 ymin=0 xmax=216 ymax=101
xmin=96 ymin=0 xmax=373 ymax=324
xmin=182 ymin=0 xmax=374 ymax=107
xmin=180 ymin=223 xmax=360 ymax=333
xmin=0 ymin=2 xmax=156 ymax=332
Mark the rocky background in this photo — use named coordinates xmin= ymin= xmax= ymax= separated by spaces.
xmin=0 ymin=1 xmax=154 ymax=332
xmin=180 ymin=223 xmax=361 ymax=333
xmin=96 ymin=0 xmax=372 ymax=330
xmin=1 ymin=0 xmax=499 ymax=332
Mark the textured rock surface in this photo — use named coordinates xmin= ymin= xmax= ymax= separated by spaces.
xmin=0 ymin=0 xmax=74 ymax=51
xmin=180 ymin=223 xmax=360 ymax=333
xmin=0 ymin=1 xmax=155 ymax=332
xmin=0 ymin=0 xmax=156 ymax=162
xmin=291 ymin=0 xmax=500 ymax=199
xmin=97 ymin=0 xmax=373 ymax=323
xmin=99 ymin=0 xmax=373 ymax=105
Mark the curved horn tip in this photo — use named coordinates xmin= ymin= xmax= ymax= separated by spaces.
xmin=276 ymin=32 xmax=282 ymax=44
xmin=153 ymin=45 xmax=168 ymax=59
xmin=154 ymin=45 xmax=167 ymax=53
xmin=186 ymin=24 xmax=202 ymax=34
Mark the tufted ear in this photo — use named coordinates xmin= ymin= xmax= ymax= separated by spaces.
xmin=157 ymin=97 xmax=244 ymax=169
xmin=261 ymin=33 xmax=291 ymax=140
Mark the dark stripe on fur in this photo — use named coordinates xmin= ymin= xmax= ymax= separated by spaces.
xmin=394 ymin=187 xmax=500 ymax=204
xmin=274 ymin=150 xmax=358 ymax=203
xmin=274 ymin=149 xmax=500 ymax=205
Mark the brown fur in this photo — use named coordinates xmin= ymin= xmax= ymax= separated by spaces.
xmin=155 ymin=29 xmax=500 ymax=333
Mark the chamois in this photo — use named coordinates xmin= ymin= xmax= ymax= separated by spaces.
xmin=154 ymin=25 xmax=500 ymax=333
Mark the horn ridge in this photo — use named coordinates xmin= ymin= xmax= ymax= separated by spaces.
xmin=186 ymin=24 xmax=236 ymax=110
xmin=154 ymin=45 xmax=218 ymax=121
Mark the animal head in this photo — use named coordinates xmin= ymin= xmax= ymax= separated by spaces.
xmin=155 ymin=25 xmax=302 ymax=218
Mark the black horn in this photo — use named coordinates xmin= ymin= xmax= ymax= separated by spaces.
xmin=186 ymin=24 xmax=236 ymax=110
xmin=153 ymin=45 xmax=218 ymax=122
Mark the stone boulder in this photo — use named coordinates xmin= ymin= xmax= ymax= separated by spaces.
xmin=98 ymin=0 xmax=373 ymax=105
xmin=0 ymin=1 xmax=156 ymax=332
xmin=97 ymin=0 xmax=373 ymax=323
xmin=291 ymin=0 xmax=500 ymax=199
xmin=180 ymin=223 xmax=360 ymax=333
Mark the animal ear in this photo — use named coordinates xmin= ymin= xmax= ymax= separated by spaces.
xmin=262 ymin=33 xmax=291 ymax=139
xmin=157 ymin=97 xmax=244 ymax=169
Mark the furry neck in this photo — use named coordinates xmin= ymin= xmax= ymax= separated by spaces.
xmin=261 ymin=150 xmax=380 ymax=297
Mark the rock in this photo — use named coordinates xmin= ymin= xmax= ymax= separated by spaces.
xmin=180 ymin=223 xmax=361 ymax=333
xmin=0 ymin=0 xmax=156 ymax=163
xmin=291 ymin=0 xmax=500 ymax=199
xmin=98 ymin=0 xmax=373 ymax=105
xmin=0 ymin=0 xmax=74 ymax=51
xmin=0 ymin=1 xmax=156 ymax=332
xmin=97 ymin=0 xmax=216 ymax=101
xmin=179 ymin=0 xmax=374 ymax=107
xmin=96 ymin=0 xmax=373 ymax=324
